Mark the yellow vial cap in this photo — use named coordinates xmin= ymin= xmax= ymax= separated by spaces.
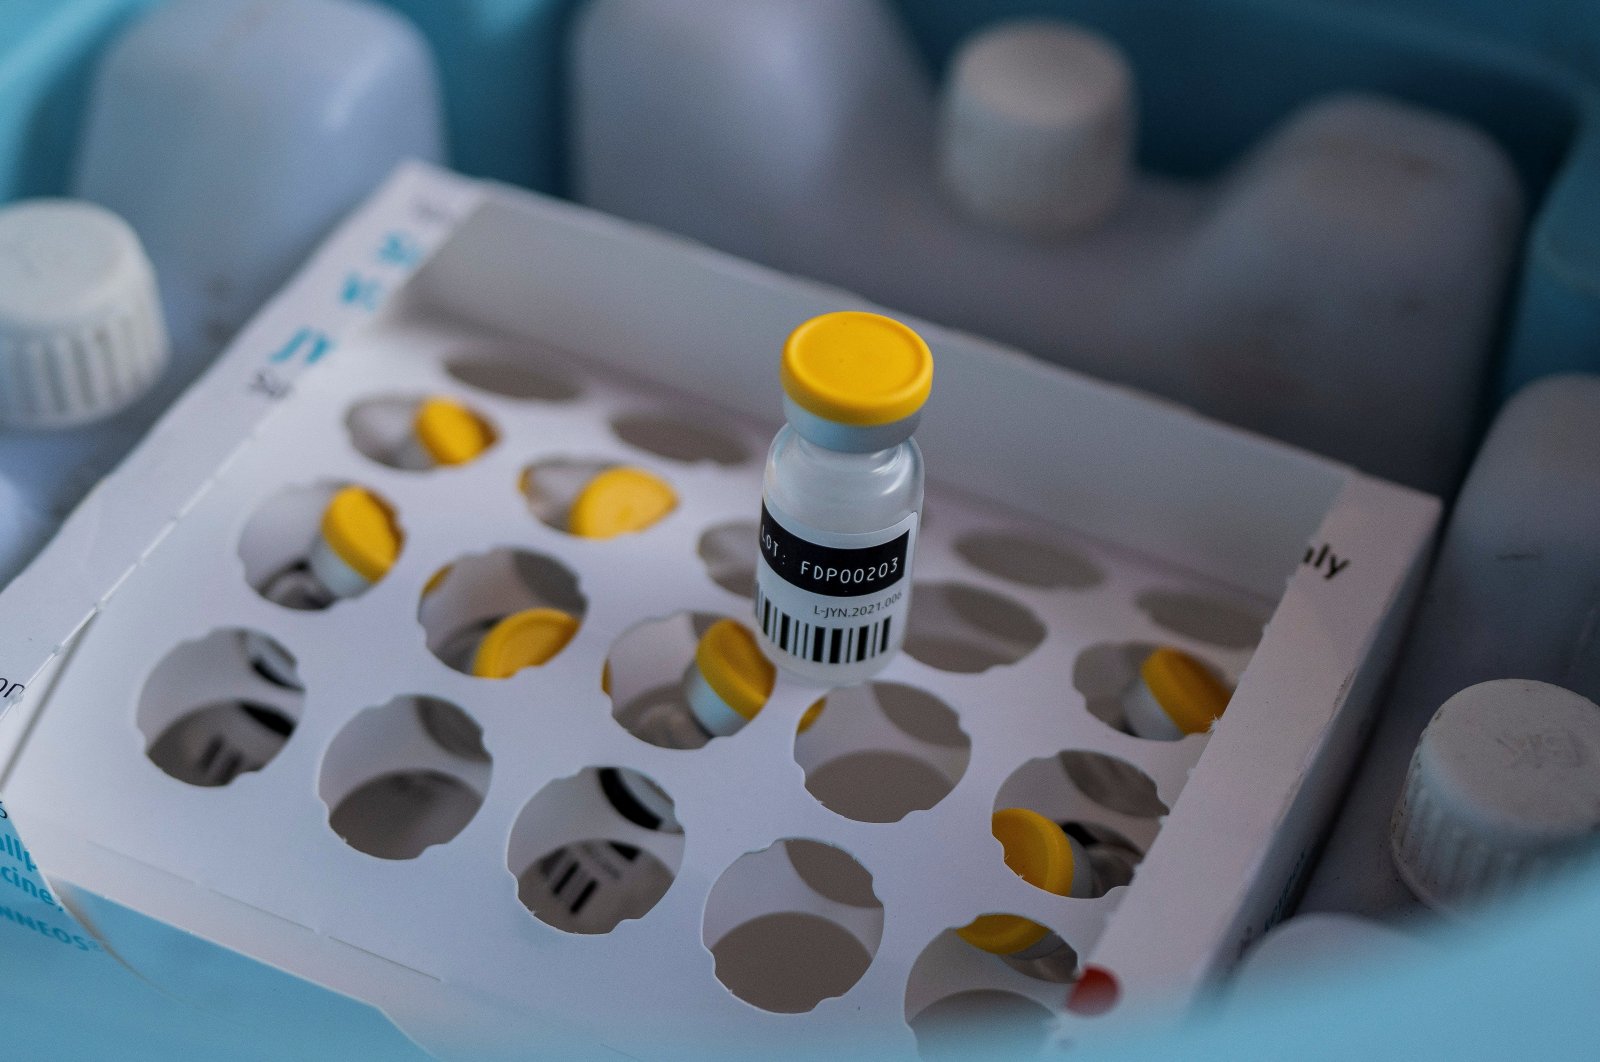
xmin=320 ymin=486 xmax=401 ymax=583
xmin=414 ymin=397 xmax=494 ymax=466
xmin=568 ymin=466 xmax=677 ymax=539
xmin=782 ymin=311 xmax=933 ymax=427
xmin=1142 ymin=647 xmax=1231 ymax=735
xmin=696 ymin=619 xmax=776 ymax=721
xmin=797 ymin=696 xmax=827 ymax=734
xmin=421 ymin=564 xmax=453 ymax=598
xmin=957 ymin=808 xmax=1076 ymax=955
xmin=471 ymin=608 xmax=580 ymax=679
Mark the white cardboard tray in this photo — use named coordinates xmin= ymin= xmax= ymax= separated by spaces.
xmin=0 ymin=163 xmax=1436 ymax=1060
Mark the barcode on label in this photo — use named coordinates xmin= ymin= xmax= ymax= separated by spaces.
xmin=755 ymin=585 xmax=893 ymax=664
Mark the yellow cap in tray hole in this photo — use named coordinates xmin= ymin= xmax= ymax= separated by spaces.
xmin=568 ymin=466 xmax=677 ymax=539
xmin=414 ymin=396 xmax=494 ymax=466
xmin=696 ymin=619 xmax=776 ymax=721
xmin=1139 ymin=647 xmax=1231 ymax=736
xmin=796 ymin=696 xmax=827 ymax=734
xmin=472 ymin=608 xmax=580 ymax=679
xmin=320 ymin=486 xmax=401 ymax=583
xmin=782 ymin=311 xmax=933 ymax=427
xmin=958 ymin=808 xmax=1077 ymax=955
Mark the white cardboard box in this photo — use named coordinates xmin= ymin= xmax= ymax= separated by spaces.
xmin=0 ymin=163 xmax=1436 ymax=1059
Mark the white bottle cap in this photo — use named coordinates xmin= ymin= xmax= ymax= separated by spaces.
xmin=1391 ymin=679 xmax=1600 ymax=913
xmin=0 ymin=199 xmax=168 ymax=428
xmin=938 ymin=21 xmax=1134 ymax=236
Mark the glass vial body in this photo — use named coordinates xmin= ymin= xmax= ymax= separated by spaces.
xmin=752 ymin=311 xmax=934 ymax=686
xmin=757 ymin=427 xmax=924 ymax=685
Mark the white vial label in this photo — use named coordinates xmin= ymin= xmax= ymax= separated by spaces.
xmin=755 ymin=502 xmax=918 ymax=673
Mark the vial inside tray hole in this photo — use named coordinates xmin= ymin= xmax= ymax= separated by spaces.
xmin=903 ymin=582 xmax=1046 ymax=674
xmin=703 ymin=840 xmax=883 ymax=1014
xmin=606 ymin=610 xmax=764 ymax=749
xmin=508 ymin=766 xmax=683 ymax=934
xmin=419 ymin=549 xmax=586 ymax=678
xmin=1076 ymin=641 xmax=1233 ymax=742
xmin=320 ymin=696 xmax=490 ymax=860
xmin=905 ymin=917 xmax=1083 ymax=1029
xmin=994 ymin=755 xmax=1163 ymax=887
xmin=238 ymin=481 xmax=404 ymax=611
xmin=345 ymin=393 xmax=496 ymax=471
xmin=953 ymin=530 xmax=1103 ymax=591
xmin=698 ymin=520 xmax=757 ymax=598
xmin=795 ymin=682 xmax=970 ymax=823
xmin=138 ymin=629 xmax=303 ymax=787
xmin=443 ymin=341 xmax=582 ymax=402
xmin=521 ymin=457 xmax=678 ymax=538
xmin=610 ymin=410 xmax=748 ymax=466
xmin=1136 ymin=588 xmax=1269 ymax=650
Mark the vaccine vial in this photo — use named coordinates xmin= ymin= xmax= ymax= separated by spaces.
xmin=388 ymin=396 xmax=495 ymax=470
xmin=755 ymin=311 xmax=933 ymax=684
xmin=568 ymin=466 xmax=677 ymax=539
xmin=603 ymin=619 xmax=824 ymax=832
xmin=521 ymin=461 xmax=678 ymax=538
xmin=1121 ymin=646 xmax=1231 ymax=740
xmin=257 ymin=486 xmax=402 ymax=610
xmin=958 ymin=807 xmax=1096 ymax=982
xmin=539 ymin=619 xmax=825 ymax=934
xmin=434 ymin=607 xmax=581 ymax=679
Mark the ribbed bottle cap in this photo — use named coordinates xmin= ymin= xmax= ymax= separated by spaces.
xmin=938 ymin=21 xmax=1134 ymax=235
xmin=1391 ymin=679 xmax=1600 ymax=913
xmin=0 ymin=199 xmax=168 ymax=428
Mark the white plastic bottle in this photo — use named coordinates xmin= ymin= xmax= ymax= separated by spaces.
xmin=755 ymin=312 xmax=933 ymax=685
xmin=0 ymin=198 xmax=169 ymax=586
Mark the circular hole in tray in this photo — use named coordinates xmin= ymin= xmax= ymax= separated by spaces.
xmin=783 ymin=839 xmax=883 ymax=908
xmin=320 ymin=696 xmax=491 ymax=860
xmin=704 ymin=840 xmax=883 ymax=1013
xmin=795 ymin=682 xmax=970 ymax=823
xmin=1074 ymin=640 xmax=1229 ymax=742
xmin=903 ymin=582 xmax=1046 ymax=674
xmin=1059 ymin=821 xmax=1143 ymax=892
xmin=521 ymin=457 xmax=678 ymax=539
xmin=610 ymin=410 xmax=748 ymax=466
xmin=418 ymin=548 xmax=587 ymax=677
xmin=1056 ymin=751 xmax=1167 ymax=819
xmin=1135 ymin=589 xmax=1269 ymax=650
xmin=904 ymin=925 xmax=1075 ymax=1054
xmin=138 ymin=629 xmax=304 ymax=787
xmin=992 ymin=755 xmax=1161 ymax=886
xmin=444 ymin=341 xmax=582 ymax=402
xmin=698 ymin=520 xmax=757 ymax=599
xmin=909 ymin=988 xmax=1055 ymax=1060
xmin=606 ymin=610 xmax=766 ymax=749
xmin=345 ymin=393 xmax=497 ymax=471
xmin=238 ymin=480 xmax=404 ymax=611
xmin=953 ymin=530 xmax=1103 ymax=590
xmin=509 ymin=766 xmax=683 ymax=934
